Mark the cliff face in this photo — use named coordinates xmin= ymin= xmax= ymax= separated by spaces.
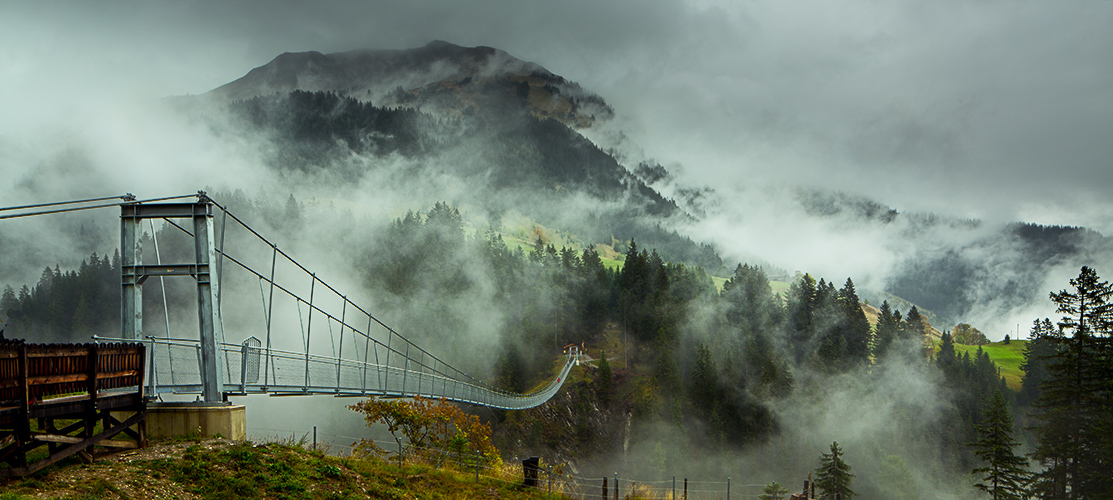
xmin=494 ymin=370 xmax=632 ymax=474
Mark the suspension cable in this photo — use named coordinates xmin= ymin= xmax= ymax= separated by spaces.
xmin=0 ymin=193 xmax=198 ymax=220
xmin=208 ymin=200 xmax=489 ymax=387
xmin=158 ymin=212 xmax=495 ymax=390
xmin=162 ymin=203 xmax=493 ymax=389
xmin=0 ymin=194 xmax=133 ymax=212
xmin=6 ymin=192 xmax=514 ymax=396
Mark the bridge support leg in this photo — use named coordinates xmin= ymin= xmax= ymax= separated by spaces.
xmin=120 ymin=206 xmax=143 ymax=340
xmin=193 ymin=204 xmax=225 ymax=403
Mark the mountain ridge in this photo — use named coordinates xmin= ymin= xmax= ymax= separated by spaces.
xmin=206 ymin=41 xmax=610 ymax=129
xmin=190 ymin=41 xmax=1111 ymax=333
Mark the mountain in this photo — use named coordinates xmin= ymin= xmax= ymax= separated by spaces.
xmin=207 ymin=40 xmax=612 ymax=129
xmin=788 ymin=189 xmax=1113 ymax=327
xmin=184 ymin=42 xmax=720 ymax=272
xmin=187 ymin=41 xmax=1110 ymax=330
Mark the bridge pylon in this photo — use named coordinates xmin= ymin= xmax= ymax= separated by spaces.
xmin=120 ymin=192 xmax=225 ymax=403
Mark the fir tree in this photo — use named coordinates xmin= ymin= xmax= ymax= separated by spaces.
xmin=760 ymin=481 xmax=790 ymax=500
xmin=1031 ymin=266 xmax=1113 ymax=499
xmin=901 ymin=306 xmax=925 ymax=341
xmin=786 ymin=273 xmax=819 ymax=361
xmin=969 ymin=391 xmax=1030 ymax=500
xmin=837 ymin=278 xmax=872 ymax=367
xmin=815 ymin=441 xmax=856 ymax=500
xmin=1018 ymin=318 xmax=1058 ymax=407
xmin=872 ymin=300 xmax=901 ymax=359
xmin=936 ymin=330 xmax=958 ymax=379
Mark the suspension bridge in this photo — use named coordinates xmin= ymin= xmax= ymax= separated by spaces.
xmin=1 ymin=192 xmax=578 ymax=410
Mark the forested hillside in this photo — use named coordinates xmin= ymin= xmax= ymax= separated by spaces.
xmin=206 ymin=88 xmax=723 ymax=273
xmin=2 ymin=197 xmax=1041 ymax=498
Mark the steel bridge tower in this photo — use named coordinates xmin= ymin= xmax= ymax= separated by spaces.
xmin=120 ymin=194 xmax=225 ymax=403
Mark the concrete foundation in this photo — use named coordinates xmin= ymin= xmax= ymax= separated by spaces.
xmin=140 ymin=403 xmax=247 ymax=441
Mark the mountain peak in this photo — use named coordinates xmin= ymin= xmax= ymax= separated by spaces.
xmin=205 ymin=41 xmax=611 ymax=128
xmin=207 ymin=42 xmax=544 ymax=103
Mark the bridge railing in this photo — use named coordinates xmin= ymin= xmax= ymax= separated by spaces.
xmin=94 ymin=336 xmax=575 ymax=410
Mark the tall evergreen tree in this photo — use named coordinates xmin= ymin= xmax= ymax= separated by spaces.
xmin=815 ymin=441 xmax=856 ymax=500
xmin=970 ymin=391 xmax=1030 ymax=500
xmin=1 ymin=285 xmax=16 ymax=318
xmin=837 ymin=278 xmax=872 ymax=366
xmin=872 ymin=300 xmax=901 ymax=360
xmin=1018 ymin=318 xmax=1059 ymax=407
xmin=937 ymin=330 xmax=958 ymax=378
xmin=721 ymin=264 xmax=780 ymax=337
xmin=1031 ymin=266 xmax=1113 ymax=499
xmin=786 ymin=273 xmax=819 ymax=361
xmin=901 ymin=306 xmax=925 ymax=341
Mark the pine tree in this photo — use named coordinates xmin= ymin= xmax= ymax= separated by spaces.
xmin=837 ymin=278 xmax=872 ymax=367
xmin=721 ymin=264 xmax=780 ymax=337
xmin=689 ymin=343 xmax=718 ymax=418
xmin=760 ymin=481 xmax=790 ymax=500
xmin=786 ymin=273 xmax=819 ymax=361
xmin=970 ymin=391 xmax=1030 ymax=500
xmin=1 ymin=285 xmax=17 ymax=318
xmin=1018 ymin=318 xmax=1059 ymax=408
xmin=872 ymin=300 xmax=901 ymax=360
xmin=1031 ymin=266 xmax=1113 ymax=499
xmin=814 ymin=441 xmax=856 ymax=500
xmin=901 ymin=306 xmax=925 ymax=341
xmin=936 ymin=330 xmax=958 ymax=380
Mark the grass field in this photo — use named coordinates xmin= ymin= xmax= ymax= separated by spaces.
xmin=931 ymin=339 xmax=1028 ymax=390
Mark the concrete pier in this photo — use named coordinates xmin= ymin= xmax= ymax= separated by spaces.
xmin=141 ymin=402 xmax=246 ymax=441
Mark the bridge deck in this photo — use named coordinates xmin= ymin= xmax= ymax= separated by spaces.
xmin=137 ymin=337 xmax=578 ymax=410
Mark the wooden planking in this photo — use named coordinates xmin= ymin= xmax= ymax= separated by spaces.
xmin=32 ymin=434 xmax=138 ymax=449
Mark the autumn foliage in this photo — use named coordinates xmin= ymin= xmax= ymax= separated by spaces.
xmin=349 ymin=396 xmax=501 ymax=468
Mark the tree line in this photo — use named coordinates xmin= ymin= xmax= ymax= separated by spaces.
xmin=6 ymin=200 xmax=1070 ymax=498
xmin=2 ymin=251 xmax=120 ymax=343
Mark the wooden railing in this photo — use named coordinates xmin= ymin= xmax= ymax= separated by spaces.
xmin=0 ymin=342 xmax=145 ymax=405
xmin=0 ymin=341 xmax=147 ymax=477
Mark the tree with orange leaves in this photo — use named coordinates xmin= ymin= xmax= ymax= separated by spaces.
xmin=349 ymin=395 xmax=501 ymax=469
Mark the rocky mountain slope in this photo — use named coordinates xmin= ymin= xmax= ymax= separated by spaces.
xmin=188 ymin=40 xmax=1111 ymax=330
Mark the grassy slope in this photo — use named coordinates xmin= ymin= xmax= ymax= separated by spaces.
xmin=927 ymin=339 xmax=1028 ymax=390
xmin=957 ymin=340 xmax=1027 ymax=390
xmin=0 ymin=438 xmax=569 ymax=500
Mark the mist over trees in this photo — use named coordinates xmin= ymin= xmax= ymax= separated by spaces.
xmin=216 ymin=90 xmax=724 ymax=273
xmin=1 ymin=252 xmax=119 ymax=342
xmin=7 ymin=193 xmax=1112 ymax=499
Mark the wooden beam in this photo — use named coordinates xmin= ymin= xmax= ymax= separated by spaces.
xmin=26 ymin=373 xmax=89 ymax=385
xmin=0 ymin=410 xmax=146 ymax=477
xmin=32 ymin=434 xmax=138 ymax=449
xmin=26 ymin=348 xmax=90 ymax=358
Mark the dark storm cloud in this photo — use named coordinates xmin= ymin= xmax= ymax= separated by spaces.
xmin=2 ymin=0 xmax=1111 ymax=227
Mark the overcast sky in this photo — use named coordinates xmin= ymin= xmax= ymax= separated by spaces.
xmin=2 ymin=0 xmax=1112 ymax=232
